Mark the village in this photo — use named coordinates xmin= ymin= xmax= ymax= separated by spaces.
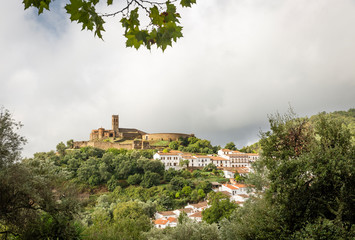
xmin=152 ymin=148 xmax=259 ymax=228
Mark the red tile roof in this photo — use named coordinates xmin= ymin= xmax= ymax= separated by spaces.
xmin=223 ymin=184 xmax=239 ymax=190
xmin=178 ymin=208 xmax=194 ymax=213
xmin=158 ymin=211 xmax=176 ymax=216
xmin=190 ymin=211 xmax=202 ymax=218
xmin=154 ymin=218 xmax=169 ymax=225
xmin=189 ymin=201 xmax=208 ymax=209
xmin=167 ymin=217 xmax=177 ymax=223
xmin=211 ymin=156 xmax=229 ymax=161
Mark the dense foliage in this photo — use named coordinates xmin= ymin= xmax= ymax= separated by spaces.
xmin=168 ymin=136 xmax=220 ymax=154
xmin=1 ymin=107 xmax=354 ymax=239
xmin=0 ymin=108 xmax=81 ymax=240
xmin=23 ymin=0 xmax=197 ymax=51
xmin=225 ymin=109 xmax=355 ymax=239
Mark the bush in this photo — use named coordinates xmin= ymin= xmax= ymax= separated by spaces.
xmin=127 ymin=173 xmax=143 ymax=185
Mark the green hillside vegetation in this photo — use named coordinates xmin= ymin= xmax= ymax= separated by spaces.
xmin=241 ymin=108 xmax=355 ymax=153
xmin=168 ymin=136 xmax=220 ymax=154
xmin=1 ymin=107 xmax=354 ymax=239
xmin=310 ymin=108 xmax=355 ymax=145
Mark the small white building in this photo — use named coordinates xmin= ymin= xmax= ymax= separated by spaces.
xmin=154 ymin=151 xmax=183 ymax=170
xmin=191 ymin=155 xmax=212 ymax=168
xmin=173 ymin=208 xmax=195 ymax=217
xmin=185 ymin=201 xmax=209 ymax=212
xmin=211 ymin=156 xmax=230 ymax=167
xmin=155 ymin=211 xmax=177 ymax=220
xmin=189 ymin=211 xmax=203 ymax=222
xmin=154 ymin=217 xmax=177 ymax=229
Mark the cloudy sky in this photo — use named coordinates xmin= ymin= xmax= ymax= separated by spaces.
xmin=1 ymin=0 xmax=355 ymax=157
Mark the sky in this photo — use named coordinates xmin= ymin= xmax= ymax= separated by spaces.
xmin=1 ymin=0 xmax=355 ymax=157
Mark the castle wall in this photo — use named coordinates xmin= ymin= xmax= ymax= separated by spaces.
xmin=73 ymin=141 xmax=89 ymax=149
xmin=143 ymin=133 xmax=194 ymax=141
xmin=73 ymin=140 xmax=153 ymax=151
xmin=73 ymin=141 xmax=134 ymax=150
xmin=122 ymin=132 xmax=143 ymax=140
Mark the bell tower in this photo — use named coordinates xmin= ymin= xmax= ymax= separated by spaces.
xmin=112 ymin=115 xmax=119 ymax=137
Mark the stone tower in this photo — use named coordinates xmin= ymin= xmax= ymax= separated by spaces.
xmin=112 ymin=115 xmax=119 ymax=137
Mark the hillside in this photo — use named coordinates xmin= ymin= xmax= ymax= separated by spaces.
xmin=242 ymin=108 xmax=355 ymax=152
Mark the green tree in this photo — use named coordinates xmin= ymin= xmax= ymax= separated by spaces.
xmin=169 ymin=140 xmax=180 ymax=150
xmin=224 ymin=142 xmax=237 ymax=150
xmin=202 ymin=192 xmax=237 ymax=224
xmin=56 ymin=141 xmax=67 ymax=157
xmin=170 ymin=176 xmax=187 ymax=191
xmin=0 ymin=107 xmax=26 ymax=168
xmin=179 ymin=159 xmax=189 ymax=169
xmin=140 ymin=171 xmax=161 ymax=188
xmin=181 ymin=185 xmax=192 ymax=197
xmin=66 ymin=139 xmax=74 ymax=148
xmin=145 ymin=216 xmax=221 ymax=240
xmin=85 ymin=201 xmax=152 ymax=240
xmin=23 ymin=0 xmax=197 ymax=51
xmin=0 ymin=109 xmax=82 ymax=239
xmin=127 ymin=173 xmax=143 ymax=185
xmin=203 ymin=163 xmax=217 ymax=172
xmin=240 ymin=110 xmax=355 ymax=239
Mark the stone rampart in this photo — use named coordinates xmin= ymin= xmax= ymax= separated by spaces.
xmin=143 ymin=133 xmax=194 ymax=141
xmin=73 ymin=141 xmax=134 ymax=150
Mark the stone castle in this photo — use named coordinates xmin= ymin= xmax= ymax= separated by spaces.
xmin=73 ymin=115 xmax=194 ymax=150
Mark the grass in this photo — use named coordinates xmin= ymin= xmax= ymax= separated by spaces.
xmin=150 ymin=140 xmax=170 ymax=147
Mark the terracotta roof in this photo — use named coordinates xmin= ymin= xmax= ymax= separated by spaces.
xmin=194 ymin=155 xmax=210 ymax=158
xmin=234 ymin=183 xmax=247 ymax=188
xmin=211 ymin=156 xmax=229 ymax=161
xmin=167 ymin=217 xmax=177 ymax=223
xmin=223 ymin=184 xmax=239 ymax=190
xmin=221 ymin=149 xmax=232 ymax=152
xmin=158 ymin=211 xmax=176 ymax=216
xmin=178 ymin=208 xmax=194 ymax=213
xmin=190 ymin=211 xmax=202 ymax=218
xmin=154 ymin=218 xmax=169 ymax=225
xmin=189 ymin=201 xmax=208 ymax=209
xmin=158 ymin=152 xmax=181 ymax=156
xmin=232 ymin=150 xmax=242 ymax=154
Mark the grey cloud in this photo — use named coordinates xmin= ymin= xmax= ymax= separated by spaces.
xmin=1 ymin=0 xmax=355 ymax=157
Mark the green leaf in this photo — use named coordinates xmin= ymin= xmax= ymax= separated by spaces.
xmin=107 ymin=0 xmax=113 ymax=5
xmin=180 ymin=0 xmax=196 ymax=7
xmin=149 ymin=6 xmax=164 ymax=26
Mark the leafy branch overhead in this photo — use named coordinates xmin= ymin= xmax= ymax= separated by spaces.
xmin=22 ymin=0 xmax=197 ymax=51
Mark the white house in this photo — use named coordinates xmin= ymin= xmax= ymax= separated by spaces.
xmin=154 ymin=151 xmax=183 ymax=170
xmin=155 ymin=211 xmax=177 ymax=220
xmin=154 ymin=217 xmax=177 ymax=229
xmin=173 ymin=208 xmax=194 ymax=217
xmin=211 ymin=156 xmax=230 ymax=167
xmin=188 ymin=211 xmax=203 ymax=222
xmin=155 ymin=148 xmax=259 ymax=171
xmin=185 ymin=201 xmax=209 ymax=212
xmin=219 ymin=183 xmax=249 ymax=196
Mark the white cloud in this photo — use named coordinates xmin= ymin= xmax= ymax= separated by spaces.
xmin=1 ymin=0 xmax=354 ymax=156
